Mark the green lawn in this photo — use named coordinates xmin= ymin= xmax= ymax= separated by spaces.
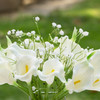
xmin=0 ymin=0 xmax=100 ymax=99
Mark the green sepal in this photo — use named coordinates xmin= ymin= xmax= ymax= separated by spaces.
xmin=71 ymin=27 xmax=77 ymax=42
xmin=87 ymin=51 xmax=95 ymax=60
xmin=6 ymin=35 xmax=12 ymax=46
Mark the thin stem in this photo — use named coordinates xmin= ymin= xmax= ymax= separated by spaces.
xmin=52 ymin=89 xmax=68 ymax=100
xmin=35 ymin=22 xmax=44 ymax=43
xmin=28 ymin=83 xmax=35 ymax=100
xmin=45 ymin=85 xmax=49 ymax=100
xmin=35 ymin=22 xmax=41 ymax=36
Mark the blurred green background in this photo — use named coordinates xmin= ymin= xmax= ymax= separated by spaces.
xmin=0 ymin=0 xmax=100 ymax=100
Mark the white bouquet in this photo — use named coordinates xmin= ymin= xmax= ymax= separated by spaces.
xmin=0 ymin=17 xmax=100 ymax=100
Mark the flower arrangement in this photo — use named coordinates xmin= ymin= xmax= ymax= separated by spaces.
xmin=0 ymin=17 xmax=100 ymax=100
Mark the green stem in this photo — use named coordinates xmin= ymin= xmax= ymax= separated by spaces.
xmin=45 ymin=85 xmax=49 ymax=100
xmin=57 ymin=91 xmax=68 ymax=100
xmin=28 ymin=83 xmax=35 ymax=100
xmin=35 ymin=22 xmax=44 ymax=43
xmin=35 ymin=22 xmax=41 ymax=35
xmin=52 ymin=88 xmax=68 ymax=100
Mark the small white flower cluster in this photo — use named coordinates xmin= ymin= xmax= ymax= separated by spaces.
xmin=7 ymin=29 xmax=37 ymax=39
xmin=26 ymin=31 xmax=36 ymax=37
xmin=0 ymin=18 xmax=99 ymax=100
xmin=52 ymin=22 xmax=64 ymax=36
xmin=7 ymin=29 xmax=23 ymax=37
xmin=52 ymin=22 xmax=61 ymax=29
xmin=79 ymin=28 xmax=89 ymax=36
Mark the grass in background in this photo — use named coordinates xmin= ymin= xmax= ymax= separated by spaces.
xmin=0 ymin=0 xmax=100 ymax=99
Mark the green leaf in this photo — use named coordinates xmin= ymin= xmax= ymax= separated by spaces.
xmin=6 ymin=35 xmax=12 ymax=46
xmin=16 ymin=79 xmax=29 ymax=95
xmin=0 ymin=44 xmax=3 ymax=51
xmin=71 ymin=27 xmax=77 ymax=42
xmin=87 ymin=51 xmax=95 ymax=60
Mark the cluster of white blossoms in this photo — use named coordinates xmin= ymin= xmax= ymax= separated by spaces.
xmin=0 ymin=17 xmax=99 ymax=100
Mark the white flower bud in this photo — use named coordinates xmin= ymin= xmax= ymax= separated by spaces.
xmin=35 ymin=36 xmax=40 ymax=41
xmin=24 ymin=39 xmax=29 ymax=47
xmin=35 ymin=16 xmax=40 ymax=21
xmin=7 ymin=31 xmax=11 ymax=35
xmin=52 ymin=22 xmax=57 ymax=27
xmin=27 ymin=32 xmax=31 ymax=37
xmin=31 ymin=31 xmax=35 ymax=35
xmin=59 ymin=30 xmax=64 ymax=35
xmin=79 ymin=28 xmax=83 ymax=33
xmin=57 ymin=24 xmax=61 ymax=29
xmin=32 ymin=86 xmax=36 ymax=91
xmin=16 ymin=30 xmax=23 ymax=37
xmin=82 ymin=31 xmax=89 ymax=36
xmin=12 ymin=29 xmax=16 ymax=34
xmin=54 ymin=37 xmax=58 ymax=42
xmin=45 ymin=42 xmax=50 ymax=47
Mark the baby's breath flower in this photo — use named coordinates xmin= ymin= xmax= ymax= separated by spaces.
xmin=79 ymin=28 xmax=83 ymax=33
xmin=32 ymin=86 xmax=36 ymax=91
xmin=35 ymin=36 xmax=40 ymax=41
xmin=45 ymin=42 xmax=50 ymax=47
xmin=27 ymin=32 xmax=31 ymax=37
xmin=50 ymin=44 xmax=54 ymax=48
xmin=16 ymin=30 xmax=23 ymax=37
xmin=12 ymin=29 xmax=16 ymax=34
xmin=35 ymin=16 xmax=40 ymax=22
xmin=79 ymin=28 xmax=89 ymax=36
xmin=82 ymin=31 xmax=89 ymax=36
xmin=59 ymin=30 xmax=64 ymax=35
xmin=52 ymin=22 xmax=57 ymax=27
xmin=31 ymin=31 xmax=35 ymax=35
xmin=65 ymin=35 xmax=69 ymax=39
xmin=7 ymin=31 xmax=11 ymax=35
xmin=45 ymin=42 xmax=54 ymax=50
xmin=54 ymin=37 xmax=58 ymax=42
xmin=24 ymin=39 xmax=30 ymax=47
xmin=57 ymin=24 xmax=62 ymax=29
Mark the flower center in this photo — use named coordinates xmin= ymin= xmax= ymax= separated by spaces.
xmin=25 ymin=65 xmax=29 ymax=73
xmin=74 ymin=80 xmax=81 ymax=85
xmin=51 ymin=69 xmax=55 ymax=73
xmin=93 ymin=79 xmax=99 ymax=84
xmin=45 ymin=69 xmax=55 ymax=75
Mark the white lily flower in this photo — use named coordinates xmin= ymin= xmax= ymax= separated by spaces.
xmin=66 ymin=61 xmax=94 ymax=93
xmin=0 ymin=52 xmax=13 ymax=85
xmin=5 ymin=43 xmax=40 ymax=82
xmin=89 ymin=50 xmax=100 ymax=91
xmin=38 ymin=59 xmax=66 ymax=84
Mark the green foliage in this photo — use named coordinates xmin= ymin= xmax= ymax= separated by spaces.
xmin=71 ymin=27 xmax=78 ymax=42
xmin=6 ymin=36 xmax=12 ymax=46
xmin=87 ymin=51 xmax=95 ymax=60
xmin=16 ymin=80 xmax=29 ymax=95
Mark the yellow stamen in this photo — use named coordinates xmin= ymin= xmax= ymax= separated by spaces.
xmin=51 ymin=69 xmax=55 ymax=73
xmin=25 ymin=65 xmax=29 ymax=73
xmin=74 ymin=80 xmax=81 ymax=85
xmin=93 ymin=79 xmax=99 ymax=84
